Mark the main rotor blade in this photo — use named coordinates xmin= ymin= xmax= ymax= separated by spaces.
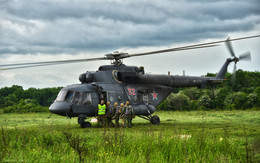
xmin=225 ymin=37 xmax=236 ymax=57
xmin=0 ymin=45 xmax=219 ymax=69
xmin=0 ymin=57 xmax=107 ymax=68
xmin=0 ymin=62 xmax=70 ymax=70
xmin=239 ymin=51 xmax=251 ymax=61
xmin=129 ymin=44 xmax=219 ymax=57
xmin=128 ymin=34 xmax=260 ymax=58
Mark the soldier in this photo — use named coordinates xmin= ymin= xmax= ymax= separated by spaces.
xmin=121 ymin=101 xmax=135 ymax=128
xmin=106 ymin=101 xmax=114 ymax=127
xmin=97 ymin=100 xmax=106 ymax=127
xmin=113 ymin=102 xmax=123 ymax=127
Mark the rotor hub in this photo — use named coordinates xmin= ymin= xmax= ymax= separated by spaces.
xmin=232 ymin=57 xmax=239 ymax=64
xmin=105 ymin=51 xmax=130 ymax=65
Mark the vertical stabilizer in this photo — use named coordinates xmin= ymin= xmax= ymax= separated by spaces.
xmin=216 ymin=58 xmax=232 ymax=79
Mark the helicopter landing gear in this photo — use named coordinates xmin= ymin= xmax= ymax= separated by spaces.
xmin=80 ymin=122 xmax=91 ymax=128
xmin=138 ymin=115 xmax=160 ymax=125
xmin=150 ymin=115 xmax=160 ymax=125
xmin=78 ymin=117 xmax=92 ymax=128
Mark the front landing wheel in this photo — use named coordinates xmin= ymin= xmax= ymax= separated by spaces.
xmin=151 ymin=115 xmax=160 ymax=125
xmin=80 ymin=122 xmax=92 ymax=128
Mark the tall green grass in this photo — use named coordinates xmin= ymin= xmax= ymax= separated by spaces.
xmin=0 ymin=110 xmax=259 ymax=162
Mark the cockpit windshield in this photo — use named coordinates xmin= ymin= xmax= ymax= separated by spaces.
xmin=55 ymin=90 xmax=68 ymax=102
xmin=65 ymin=91 xmax=74 ymax=102
xmin=55 ymin=90 xmax=92 ymax=105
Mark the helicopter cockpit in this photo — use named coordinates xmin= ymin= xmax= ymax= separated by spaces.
xmin=55 ymin=90 xmax=92 ymax=105
xmin=49 ymin=89 xmax=94 ymax=116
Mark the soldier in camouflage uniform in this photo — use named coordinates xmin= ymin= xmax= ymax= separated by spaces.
xmin=113 ymin=102 xmax=123 ymax=127
xmin=121 ymin=101 xmax=135 ymax=128
xmin=106 ymin=101 xmax=114 ymax=127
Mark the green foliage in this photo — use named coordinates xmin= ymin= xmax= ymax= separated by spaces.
xmin=224 ymin=92 xmax=248 ymax=110
xmin=156 ymin=99 xmax=168 ymax=110
xmin=3 ymin=99 xmax=49 ymax=113
xmin=198 ymin=94 xmax=213 ymax=109
xmin=0 ymin=85 xmax=62 ymax=113
xmin=214 ymin=87 xmax=231 ymax=109
xmin=0 ymin=85 xmax=62 ymax=108
xmin=167 ymin=93 xmax=191 ymax=111
xmin=246 ymin=93 xmax=258 ymax=108
xmin=180 ymin=87 xmax=202 ymax=100
xmin=255 ymin=86 xmax=260 ymax=96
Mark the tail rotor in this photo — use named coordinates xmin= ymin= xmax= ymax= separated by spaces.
xmin=225 ymin=37 xmax=251 ymax=82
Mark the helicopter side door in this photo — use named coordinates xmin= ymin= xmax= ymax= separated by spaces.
xmin=90 ymin=91 xmax=99 ymax=116
xmin=98 ymin=91 xmax=125 ymax=105
xmin=107 ymin=91 xmax=117 ymax=104
xmin=98 ymin=91 xmax=116 ymax=103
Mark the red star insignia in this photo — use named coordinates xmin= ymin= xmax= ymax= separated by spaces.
xmin=151 ymin=91 xmax=158 ymax=100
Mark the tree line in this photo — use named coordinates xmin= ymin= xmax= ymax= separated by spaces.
xmin=0 ymin=86 xmax=62 ymax=113
xmin=0 ymin=70 xmax=259 ymax=113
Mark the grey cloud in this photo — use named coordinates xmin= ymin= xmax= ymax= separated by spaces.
xmin=0 ymin=0 xmax=260 ymax=55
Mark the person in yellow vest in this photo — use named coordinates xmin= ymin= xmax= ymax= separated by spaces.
xmin=97 ymin=100 xmax=106 ymax=127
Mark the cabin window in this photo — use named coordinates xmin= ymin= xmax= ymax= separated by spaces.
xmin=70 ymin=92 xmax=92 ymax=105
xmin=65 ymin=91 xmax=74 ymax=102
xmin=55 ymin=90 xmax=67 ymax=102
xmin=82 ymin=92 xmax=92 ymax=105
xmin=73 ymin=92 xmax=82 ymax=105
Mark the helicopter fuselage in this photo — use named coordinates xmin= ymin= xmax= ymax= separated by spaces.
xmin=49 ymin=59 xmax=231 ymax=127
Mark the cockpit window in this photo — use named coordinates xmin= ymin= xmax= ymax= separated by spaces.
xmin=55 ymin=90 xmax=67 ymax=102
xmin=65 ymin=91 xmax=74 ymax=102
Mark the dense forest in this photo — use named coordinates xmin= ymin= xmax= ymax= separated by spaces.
xmin=0 ymin=86 xmax=62 ymax=113
xmin=0 ymin=70 xmax=259 ymax=113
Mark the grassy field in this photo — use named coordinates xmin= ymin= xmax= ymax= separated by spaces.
xmin=0 ymin=110 xmax=259 ymax=162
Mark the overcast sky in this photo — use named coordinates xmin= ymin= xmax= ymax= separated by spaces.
xmin=0 ymin=0 xmax=260 ymax=89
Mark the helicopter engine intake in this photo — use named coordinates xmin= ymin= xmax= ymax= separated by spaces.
xmin=79 ymin=72 xmax=93 ymax=83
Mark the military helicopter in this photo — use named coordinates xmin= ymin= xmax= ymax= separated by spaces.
xmin=1 ymin=35 xmax=259 ymax=128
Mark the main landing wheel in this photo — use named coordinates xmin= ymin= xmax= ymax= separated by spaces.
xmin=80 ymin=122 xmax=92 ymax=128
xmin=78 ymin=117 xmax=92 ymax=128
xmin=150 ymin=115 xmax=160 ymax=125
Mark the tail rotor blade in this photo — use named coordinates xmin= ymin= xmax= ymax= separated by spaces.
xmin=231 ymin=63 xmax=237 ymax=83
xmin=225 ymin=37 xmax=236 ymax=57
xmin=233 ymin=63 xmax=237 ymax=74
xmin=239 ymin=51 xmax=251 ymax=61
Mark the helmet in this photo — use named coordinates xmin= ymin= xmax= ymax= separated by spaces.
xmin=120 ymin=103 xmax=124 ymax=107
xmin=126 ymin=101 xmax=130 ymax=105
xmin=107 ymin=101 xmax=110 ymax=105
xmin=114 ymin=102 xmax=118 ymax=106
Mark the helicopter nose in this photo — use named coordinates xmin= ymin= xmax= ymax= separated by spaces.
xmin=49 ymin=102 xmax=71 ymax=116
